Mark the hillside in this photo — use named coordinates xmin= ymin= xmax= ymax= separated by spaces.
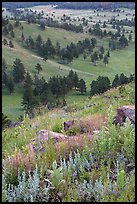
xmin=2 ymin=4 xmax=135 ymax=202
xmin=2 ymin=81 xmax=135 ymax=202
xmin=2 ymin=15 xmax=135 ymax=120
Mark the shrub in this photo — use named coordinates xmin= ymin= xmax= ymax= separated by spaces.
xmin=3 ymin=166 xmax=50 ymax=202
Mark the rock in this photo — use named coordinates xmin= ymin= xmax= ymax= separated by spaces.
xmin=64 ymin=120 xmax=75 ymax=132
xmin=32 ymin=130 xmax=68 ymax=153
xmin=113 ymin=105 xmax=135 ymax=125
xmin=9 ymin=121 xmax=22 ymax=128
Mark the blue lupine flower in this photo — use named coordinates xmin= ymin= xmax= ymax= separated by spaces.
xmin=110 ymin=188 xmax=114 ymax=194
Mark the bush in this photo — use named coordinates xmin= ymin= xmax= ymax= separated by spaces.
xmin=3 ymin=166 xmax=50 ymax=202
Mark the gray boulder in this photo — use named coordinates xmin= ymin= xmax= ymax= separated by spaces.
xmin=32 ymin=130 xmax=68 ymax=153
xmin=113 ymin=105 xmax=135 ymax=125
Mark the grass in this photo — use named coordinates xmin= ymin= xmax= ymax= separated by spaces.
xmin=2 ymin=39 xmax=135 ymax=120
xmin=2 ymin=88 xmax=24 ymax=120
xmin=2 ymin=80 xmax=134 ymax=157
xmin=2 ymin=7 xmax=135 ymax=202
xmin=2 ymin=8 xmax=135 ymax=120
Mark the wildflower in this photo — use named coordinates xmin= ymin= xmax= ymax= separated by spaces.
xmin=122 ymin=186 xmax=125 ymax=191
xmin=117 ymin=190 xmax=121 ymax=195
xmin=110 ymin=188 xmax=114 ymax=194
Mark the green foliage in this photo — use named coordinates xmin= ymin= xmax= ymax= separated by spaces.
xmin=52 ymin=122 xmax=63 ymax=133
xmin=2 ymin=113 xmax=11 ymax=129
xmin=12 ymin=58 xmax=26 ymax=83
xmin=3 ymin=166 xmax=50 ymax=202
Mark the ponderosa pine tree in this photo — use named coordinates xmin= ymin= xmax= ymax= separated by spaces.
xmin=112 ymin=74 xmax=120 ymax=87
xmin=35 ymin=34 xmax=42 ymax=50
xmin=103 ymin=55 xmax=109 ymax=66
xmin=77 ymin=79 xmax=87 ymax=95
xmin=6 ymin=76 xmax=15 ymax=94
xmin=9 ymin=40 xmax=14 ymax=48
xmin=35 ymin=63 xmax=42 ymax=74
xmin=12 ymin=58 xmax=26 ymax=83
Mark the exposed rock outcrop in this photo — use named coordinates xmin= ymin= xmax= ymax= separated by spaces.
xmin=113 ymin=105 xmax=135 ymax=125
xmin=31 ymin=130 xmax=68 ymax=153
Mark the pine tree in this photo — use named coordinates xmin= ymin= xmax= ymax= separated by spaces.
xmin=8 ymin=23 xmax=14 ymax=32
xmin=128 ymin=33 xmax=132 ymax=41
xmin=6 ymin=76 xmax=15 ymax=94
xmin=107 ymin=50 xmax=110 ymax=57
xmin=119 ymin=73 xmax=128 ymax=84
xmin=24 ymin=72 xmax=33 ymax=89
xmin=91 ymin=51 xmax=98 ymax=66
xmin=2 ymin=113 xmax=11 ymax=129
xmin=103 ymin=55 xmax=109 ymax=66
xmin=40 ymin=21 xmax=45 ymax=30
xmin=22 ymin=86 xmax=36 ymax=114
xmin=100 ymin=46 xmax=105 ymax=54
xmin=3 ymin=38 xmax=8 ymax=45
xmin=56 ymin=41 xmax=61 ymax=56
xmin=3 ymin=26 xmax=9 ymax=35
xmin=99 ymin=53 xmax=103 ymax=60
xmin=10 ymin=30 xmax=15 ymax=38
xmin=2 ymin=58 xmax=7 ymax=73
xmin=83 ymin=53 xmax=87 ymax=60
xmin=112 ymin=74 xmax=120 ymax=87
xmin=119 ymin=34 xmax=128 ymax=48
xmin=9 ymin=40 xmax=14 ymax=48
xmin=35 ymin=34 xmax=42 ymax=50
xmin=77 ymin=79 xmax=87 ymax=95
xmin=12 ymin=58 xmax=26 ymax=83
xmin=35 ymin=63 xmax=42 ymax=74
xmin=21 ymin=32 xmax=25 ymax=41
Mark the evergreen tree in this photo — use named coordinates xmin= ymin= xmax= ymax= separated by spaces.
xmin=83 ymin=53 xmax=87 ymax=60
xmin=90 ymin=80 xmax=98 ymax=96
xmin=100 ymin=46 xmax=105 ymax=54
xmin=103 ymin=55 xmax=109 ymax=66
xmin=8 ymin=23 xmax=13 ymax=32
xmin=9 ymin=40 xmax=14 ymax=48
xmin=24 ymin=71 xmax=33 ymax=88
xmin=35 ymin=34 xmax=42 ymax=50
xmin=107 ymin=50 xmax=110 ymax=57
xmin=103 ymin=21 xmax=106 ymax=28
xmin=73 ymin=72 xmax=79 ymax=89
xmin=10 ymin=30 xmax=15 ymax=38
xmin=6 ymin=76 xmax=15 ymax=94
xmin=3 ymin=26 xmax=9 ymax=35
xmin=99 ymin=53 xmax=103 ymax=60
xmin=3 ymin=38 xmax=8 ymax=45
xmin=2 ymin=113 xmax=11 ymax=129
xmin=12 ymin=58 xmax=26 ymax=83
xmin=35 ymin=63 xmax=42 ymax=74
xmin=2 ymin=72 xmax=8 ymax=87
xmin=2 ymin=58 xmax=7 ymax=73
xmin=91 ymin=51 xmax=98 ymax=66
xmin=56 ymin=41 xmax=61 ymax=56
xmin=128 ymin=33 xmax=132 ymax=41
xmin=40 ymin=21 xmax=45 ymax=30
xmin=112 ymin=74 xmax=120 ymax=87
xmin=26 ymin=36 xmax=34 ymax=49
xmin=22 ymin=86 xmax=36 ymax=114
xmin=119 ymin=34 xmax=128 ymax=48
xmin=91 ymin=37 xmax=97 ymax=48
xmin=21 ymin=32 xmax=25 ymax=41
xmin=119 ymin=73 xmax=128 ymax=84
xmin=77 ymin=79 xmax=87 ymax=94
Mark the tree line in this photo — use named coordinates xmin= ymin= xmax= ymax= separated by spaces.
xmin=23 ymin=34 xmax=111 ymax=66
xmin=90 ymin=73 xmax=134 ymax=96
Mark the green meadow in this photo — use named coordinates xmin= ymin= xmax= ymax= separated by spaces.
xmin=2 ymin=8 xmax=135 ymax=120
